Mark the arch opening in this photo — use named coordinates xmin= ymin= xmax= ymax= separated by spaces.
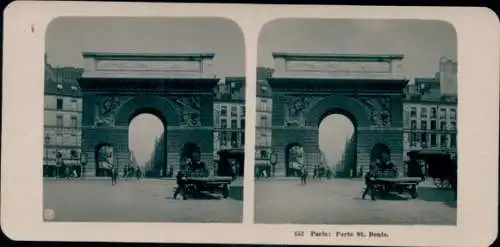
xmin=318 ymin=111 xmax=357 ymax=178
xmin=128 ymin=112 xmax=166 ymax=178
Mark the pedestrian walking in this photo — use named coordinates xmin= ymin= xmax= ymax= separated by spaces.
xmin=173 ymin=170 xmax=187 ymax=200
xmin=110 ymin=165 xmax=118 ymax=185
xmin=362 ymin=163 xmax=377 ymax=200
xmin=300 ymin=164 xmax=307 ymax=185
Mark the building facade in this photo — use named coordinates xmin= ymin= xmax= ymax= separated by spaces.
xmin=213 ymin=77 xmax=246 ymax=157
xmin=402 ymin=69 xmax=458 ymax=161
xmin=43 ymin=58 xmax=84 ymax=177
xmin=255 ymin=79 xmax=273 ymax=170
xmin=267 ymin=53 xmax=408 ymax=177
xmin=79 ymin=52 xmax=218 ymax=177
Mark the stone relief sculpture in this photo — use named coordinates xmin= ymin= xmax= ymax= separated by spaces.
xmin=172 ymin=96 xmax=202 ymax=127
xmin=284 ymin=96 xmax=310 ymax=127
xmin=95 ymin=96 xmax=121 ymax=127
xmin=360 ymin=97 xmax=392 ymax=127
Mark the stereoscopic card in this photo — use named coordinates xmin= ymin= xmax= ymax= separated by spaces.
xmin=1 ymin=2 xmax=499 ymax=246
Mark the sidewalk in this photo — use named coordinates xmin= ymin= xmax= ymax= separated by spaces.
xmin=43 ymin=176 xmax=244 ymax=182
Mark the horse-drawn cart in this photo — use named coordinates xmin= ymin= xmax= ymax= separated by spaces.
xmin=372 ymin=177 xmax=423 ymax=199
xmin=173 ymin=148 xmax=243 ymax=200
xmin=409 ymin=149 xmax=456 ymax=190
xmin=175 ymin=176 xmax=233 ymax=200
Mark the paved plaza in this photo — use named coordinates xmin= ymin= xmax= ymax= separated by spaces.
xmin=43 ymin=178 xmax=243 ymax=223
xmin=254 ymin=178 xmax=456 ymax=225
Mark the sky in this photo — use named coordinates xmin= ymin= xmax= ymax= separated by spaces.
xmin=259 ymin=19 xmax=456 ymax=167
xmin=129 ymin=114 xmax=163 ymax=167
xmin=258 ymin=19 xmax=457 ymax=80
xmin=46 ymin=17 xmax=244 ymax=166
xmin=319 ymin=115 xmax=354 ymax=167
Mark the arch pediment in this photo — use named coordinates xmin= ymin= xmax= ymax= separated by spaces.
xmin=114 ymin=95 xmax=181 ymax=127
xmin=305 ymin=95 xmax=371 ymax=127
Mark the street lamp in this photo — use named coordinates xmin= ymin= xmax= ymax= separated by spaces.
xmin=270 ymin=151 xmax=277 ymax=177
xmin=80 ymin=152 xmax=87 ymax=178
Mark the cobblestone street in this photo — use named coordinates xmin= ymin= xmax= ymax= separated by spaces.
xmin=254 ymin=178 xmax=456 ymax=225
xmin=43 ymin=178 xmax=243 ymax=223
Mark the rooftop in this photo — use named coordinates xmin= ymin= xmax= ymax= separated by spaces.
xmin=272 ymin=52 xmax=404 ymax=62
xmin=82 ymin=52 xmax=215 ymax=60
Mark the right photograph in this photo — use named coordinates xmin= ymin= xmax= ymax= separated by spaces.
xmin=254 ymin=19 xmax=458 ymax=225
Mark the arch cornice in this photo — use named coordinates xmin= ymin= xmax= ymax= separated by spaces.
xmin=305 ymin=95 xmax=371 ymax=127
xmin=114 ymin=95 xmax=180 ymax=126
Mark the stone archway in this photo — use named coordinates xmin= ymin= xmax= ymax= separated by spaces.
xmin=78 ymin=52 xmax=219 ymax=177
xmin=267 ymin=53 xmax=408 ymax=177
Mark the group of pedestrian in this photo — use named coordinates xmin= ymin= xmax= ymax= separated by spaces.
xmin=123 ymin=166 xmax=142 ymax=180
xmin=55 ymin=162 xmax=80 ymax=179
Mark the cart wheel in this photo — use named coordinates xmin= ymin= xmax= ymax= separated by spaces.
xmin=222 ymin=185 xmax=229 ymax=198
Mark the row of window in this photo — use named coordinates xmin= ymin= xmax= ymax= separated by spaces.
xmin=219 ymin=105 xmax=245 ymax=118
xmin=407 ymin=132 xmax=457 ymax=149
xmin=409 ymin=119 xmax=456 ymax=131
xmin=219 ymin=118 xmax=245 ymax=129
xmin=44 ymin=133 xmax=81 ymax=146
xmin=258 ymin=115 xmax=270 ymax=128
xmin=409 ymin=106 xmax=456 ymax=120
xmin=214 ymin=131 xmax=245 ymax=148
xmin=257 ymin=99 xmax=272 ymax=112
xmin=44 ymin=148 xmax=80 ymax=160
xmin=55 ymin=115 xmax=79 ymax=128
xmin=54 ymin=98 xmax=79 ymax=111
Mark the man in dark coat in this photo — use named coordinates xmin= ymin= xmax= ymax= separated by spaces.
xmin=362 ymin=163 xmax=378 ymax=200
xmin=173 ymin=170 xmax=187 ymax=199
xmin=407 ymin=152 xmax=424 ymax=180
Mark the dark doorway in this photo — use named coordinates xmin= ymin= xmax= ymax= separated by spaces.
xmin=370 ymin=143 xmax=391 ymax=163
xmin=180 ymin=142 xmax=201 ymax=170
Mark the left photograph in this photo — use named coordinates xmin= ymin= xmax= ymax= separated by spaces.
xmin=43 ymin=17 xmax=245 ymax=223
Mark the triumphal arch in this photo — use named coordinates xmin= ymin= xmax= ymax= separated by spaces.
xmin=78 ymin=52 xmax=219 ymax=177
xmin=268 ymin=53 xmax=409 ymax=177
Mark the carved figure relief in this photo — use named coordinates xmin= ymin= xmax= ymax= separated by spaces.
xmin=95 ymin=96 xmax=121 ymax=127
xmin=360 ymin=97 xmax=392 ymax=127
xmin=171 ymin=96 xmax=202 ymax=127
xmin=284 ymin=96 xmax=310 ymax=127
